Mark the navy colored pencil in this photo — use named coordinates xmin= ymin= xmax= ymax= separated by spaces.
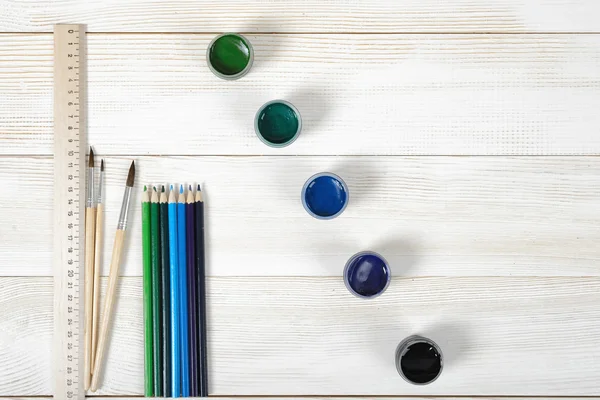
xmin=186 ymin=186 xmax=198 ymax=396
xmin=195 ymin=185 xmax=208 ymax=397
xmin=159 ymin=187 xmax=171 ymax=395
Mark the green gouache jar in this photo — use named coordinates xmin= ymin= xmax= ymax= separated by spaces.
xmin=254 ymin=100 xmax=302 ymax=148
xmin=207 ymin=33 xmax=254 ymax=80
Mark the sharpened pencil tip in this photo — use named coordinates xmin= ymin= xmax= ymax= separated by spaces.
xmin=161 ymin=185 xmax=165 ymax=193
xmin=180 ymin=184 xmax=184 ymax=194
xmin=88 ymin=147 xmax=94 ymax=167
xmin=189 ymin=184 xmax=193 ymax=191
xmin=126 ymin=161 xmax=135 ymax=187
xmin=198 ymin=184 xmax=201 ymax=191
xmin=100 ymin=159 xmax=104 ymax=171
xmin=143 ymin=185 xmax=147 ymax=192
xmin=153 ymin=186 xmax=157 ymax=192
xmin=170 ymin=184 xmax=174 ymax=191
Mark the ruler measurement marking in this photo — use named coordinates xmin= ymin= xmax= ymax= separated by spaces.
xmin=54 ymin=24 xmax=85 ymax=400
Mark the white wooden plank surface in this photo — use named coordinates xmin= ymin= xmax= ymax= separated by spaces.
xmin=59 ymin=396 xmax=600 ymax=400
xmin=0 ymin=0 xmax=599 ymax=33
xmin=3 ymin=276 xmax=600 ymax=396
xmin=4 ymin=397 xmax=591 ymax=400
xmin=0 ymin=278 xmax=51 ymax=396
xmin=2 ymin=156 xmax=600 ymax=277
xmin=2 ymin=34 xmax=600 ymax=156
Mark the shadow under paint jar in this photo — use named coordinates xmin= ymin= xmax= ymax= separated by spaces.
xmin=254 ymin=100 xmax=302 ymax=148
xmin=207 ymin=33 xmax=254 ymax=80
xmin=395 ymin=335 xmax=443 ymax=385
xmin=301 ymin=172 xmax=348 ymax=219
xmin=343 ymin=251 xmax=390 ymax=298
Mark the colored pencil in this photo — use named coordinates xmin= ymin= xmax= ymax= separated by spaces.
xmin=141 ymin=185 xmax=154 ymax=396
xmin=90 ymin=161 xmax=135 ymax=392
xmin=84 ymin=147 xmax=95 ymax=390
xmin=186 ymin=186 xmax=198 ymax=396
xmin=168 ymin=186 xmax=181 ymax=397
xmin=159 ymin=186 xmax=172 ymax=394
xmin=150 ymin=187 xmax=163 ymax=396
xmin=178 ymin=185 xmax=190 ymax=396
xmin=195 ymin=184 xmax=208 ymax=397
xmin=91 ymin=158 xmax=104 ymax=372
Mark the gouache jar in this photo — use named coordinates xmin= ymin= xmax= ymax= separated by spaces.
xmin=254 ymin=100 xmax=302 ymax=148
xmin=343 ymin=251 xmax=390 ymax=298
xmin=207 ymin=33 xmax=254 ymax=80
xmin=395 ymin=336 xmax=443 ymax=385
xmin=301 ymin=172 xmax=348 ymax=219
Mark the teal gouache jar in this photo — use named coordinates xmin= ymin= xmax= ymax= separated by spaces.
xmin=254 ymin=100 xmax=302 ymax=148
xmin=207 ymin=33 xmax=254 ymax=80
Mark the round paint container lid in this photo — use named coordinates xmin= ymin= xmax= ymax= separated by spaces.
xmin=343 ymin=251 xmax=391 ymax=298
xmin=254 ymin=100 xmax=302 ymax=148
xmin=206 ymin=33 xmax=254 ymax=80
xmin=301 ymin=172 xmax=348 ymax=219
xmin=395 ymin=335 xmax=443 ymax=385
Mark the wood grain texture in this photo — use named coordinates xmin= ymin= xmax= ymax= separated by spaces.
xmin=2 ymin=34 xmax=600 ymax=155
xmin=3 ymin=276 xmax=600 ymax=396
xmin=2 ymin=156 xmax=600 ymax=277
xmin=0 ymin=0 xmax=599 ymax=32
xmin=0 ymin=278 xmax=51 ymax=396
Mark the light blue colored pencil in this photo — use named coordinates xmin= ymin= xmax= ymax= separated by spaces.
xmin=168 ymin=186 xmax=181 ymax=398
xmin=178 ymin=184 xmax=190 ymax=396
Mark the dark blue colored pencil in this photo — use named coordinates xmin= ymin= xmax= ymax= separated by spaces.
xmin=195 ymin=185 xmax=208 ymax=397
xmin=159 ymin=186 xmax=171 ymax=395
xmin=186 ymin=186 xmax=198 ymax=396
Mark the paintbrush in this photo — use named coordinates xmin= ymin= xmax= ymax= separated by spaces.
xmin=84 ymin=147 xmax=96 ymax=390
xmin=91 ymin=159 xmax=104 ymax=371
xmin=90 ymin=161 xmax=135 ymax=392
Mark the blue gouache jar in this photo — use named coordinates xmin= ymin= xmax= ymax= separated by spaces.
xmin=301 ymin=172 xmax=349 ymax=220
xmin=344 ymin=251 xmax=391 ymax=299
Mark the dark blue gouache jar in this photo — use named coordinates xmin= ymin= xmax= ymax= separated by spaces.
xmin=343 ymin=251 xmax=391 ymax=298
xmin=301 ymin=172 xmax=349 ymax=220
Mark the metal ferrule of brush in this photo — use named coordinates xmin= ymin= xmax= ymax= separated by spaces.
xmin=86 ymin=167 xmax=95 ymax=208
xmin=97 ymin=169 xmax=103 ymax=205
xmin=117 ymin=186 xmax=132 ymax=230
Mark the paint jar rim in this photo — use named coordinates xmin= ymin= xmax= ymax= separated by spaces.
xmin=395 ymin=335 xmax=444 ymax=385
xmin=343 ymin=250 xmax=391 ymax=298
xmin=301 ymin=172 xmax=349 ymax=220
xmin=254 ymin=99 xmax=303 ymax=148
xmin=206 ymin=33 xmax=254 ymax=80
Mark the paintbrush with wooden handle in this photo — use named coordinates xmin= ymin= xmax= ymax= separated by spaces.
xmin=90 ymin=160 xmax=135 ymax=392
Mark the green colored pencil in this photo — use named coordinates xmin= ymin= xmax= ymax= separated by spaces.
xmin=150 ymin=187 xmax=163 ymax=396
xmin=142 ymin=186 xmax=154 ymax=396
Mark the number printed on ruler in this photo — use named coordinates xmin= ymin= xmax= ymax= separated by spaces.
xmin=54 ymin=24 xmax=85 ymax=400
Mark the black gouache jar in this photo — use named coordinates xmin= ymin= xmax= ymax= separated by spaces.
xmin=395 ymin=335 xmax=443 ymax=385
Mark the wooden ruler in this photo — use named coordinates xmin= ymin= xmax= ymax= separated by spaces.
xmin=53 ymin=24 xmax=86 ymax=400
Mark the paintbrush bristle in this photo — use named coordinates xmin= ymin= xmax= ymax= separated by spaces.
xmin=126 ymin=161 xmax=135 ymax=187
xmin=89 ymin=147 xmax=94 ymax=167
xmin=100 ymin=159 xmax=104 ymax=171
